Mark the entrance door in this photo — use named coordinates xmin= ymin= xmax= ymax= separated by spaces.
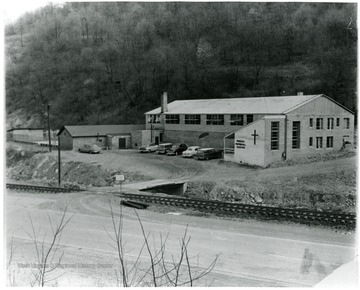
xmin=118 ymin=138 xmax=126 ymax=149
xmin=155 ymin=136 xmax=159 ymax=145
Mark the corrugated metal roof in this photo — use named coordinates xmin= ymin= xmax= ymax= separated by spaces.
xmin=145 ymin=95 xmax=321 ymax=115
xmin=62 ymin=124 xmax=145 ymax=137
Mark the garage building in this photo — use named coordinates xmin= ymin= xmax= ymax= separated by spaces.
xmin=57 ymin=124 xmax=145 ymax=150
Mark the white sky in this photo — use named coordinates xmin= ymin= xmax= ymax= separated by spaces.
xmin=2 ymin=0 xmax=51 ymax=23
xmin=3 ymin=0 xmax=357 ymax=23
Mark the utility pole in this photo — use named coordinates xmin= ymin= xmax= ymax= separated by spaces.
xmin=47 ymin=104 xmax=52 ymax=152
xmin=151 ymin=123 xmax=153 ymax=144
xmin=58 ymin=136 xmax=61 ymax=186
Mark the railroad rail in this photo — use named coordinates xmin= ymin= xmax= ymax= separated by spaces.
xmin=117 ymin=193 xmax=356 ymax=229
xmin=6 ymin=183 xmax=82 ymax=193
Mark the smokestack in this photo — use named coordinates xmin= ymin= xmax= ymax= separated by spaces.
xmin=297 ymin=92 xmax=304 ymax=96
xmin=161 ymin=92 xmax=168 ymax=113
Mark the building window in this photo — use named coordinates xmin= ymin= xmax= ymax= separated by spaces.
xmin=344 ymin=118 xmax=350 ymax=129
xmin=230 ymin=114 xmax=244 ymax=126
xmin=316 ymin=118 xmax=323 ymax=130
xmin=336 ymin=118 xmax=340 ymax=127
xmin=309 ymin=137 xmax=313 ymax=147
xmin=309 ymin=118 xmax=313 ymax=128
xmin=327 ymin=118 xmax=334 ymax=130
xmin=206 ymin=114 xmax=224 ymax=125
xmin=247 ymin=115 xmax=254 ymax=124
xmin=147 ymin=114 xmax=160 ymax=123
xmin=165 ymin=114 xmax=180 ymax=124
xmin=326 ymin=136 xmax=333 ymax=148
xmin=292 ymin=121 xmax=301 ymax=149
xmin=316 ymin=137 xmax=323 ymax=149
xmin=271 ymin=122 xmax=279 ymax=150
xmin=185 ymin=114 xmax=201 ymax=125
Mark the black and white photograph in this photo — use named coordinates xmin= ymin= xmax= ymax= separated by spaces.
xmin=2 ymin=0 xmax=358 ymax=287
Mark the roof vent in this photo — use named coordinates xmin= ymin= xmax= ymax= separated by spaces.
xmin=297 ymin=92 xmax=304 ymax=96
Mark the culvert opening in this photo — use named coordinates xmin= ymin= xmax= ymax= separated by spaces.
xmin=140 ymin=182 xmax=187 ymax=196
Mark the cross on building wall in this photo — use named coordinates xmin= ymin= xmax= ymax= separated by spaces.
xmin=251 ymin=130 xmax=259 ymax=145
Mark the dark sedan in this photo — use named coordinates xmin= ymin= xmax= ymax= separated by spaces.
xmin=167 ymin=143 xmax=188 ymax=156
xmin=194 ymin=148 xmax=222 ymax=160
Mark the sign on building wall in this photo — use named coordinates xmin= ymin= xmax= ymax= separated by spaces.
xmin=236 ymin=139 xmax=246 ymax=149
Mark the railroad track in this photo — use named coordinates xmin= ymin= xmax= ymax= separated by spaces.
xmin=6 ymin=183 xmax=82 ymax=193
xmin=117 ymin=193 xmax=356 ymax=229
xmin=6 ymin=183 xmax=356 ymax=228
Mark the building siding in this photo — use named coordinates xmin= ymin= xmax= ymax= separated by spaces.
xmin=11 ymin=129 xmax=41 ymax=142
xmin=233 ymin=120 xmax=266 ymax=166
xmin=284 ymin=114 xmax=354 ymax=159
xmin=284 ymin=97 xmax=354 ymax=159
xmin=164 ymin=130 xmax=226 ymax=149
xmin=58 ymin=128 xmax=73 ymax=150
xmin=264 ymin=117 xmax=286 ymax=166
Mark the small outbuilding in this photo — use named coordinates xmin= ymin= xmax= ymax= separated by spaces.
xmin=57 ymin=124 xmax=145 ymax=150
xmin=7 ymin=127 xmax=58 ymax=143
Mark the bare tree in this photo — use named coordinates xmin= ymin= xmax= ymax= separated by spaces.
xmin=25 ymin=206 xmax=74 ymax=287
xmin=7 ymin=236 xmax=17 ymax=286
xmin=106 ymin=199 xmax=220 ymax=287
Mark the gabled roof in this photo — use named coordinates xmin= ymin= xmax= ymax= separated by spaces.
xmin=145 ymin=94 xmax=347 ymax=115
xmin=57 ymin=124 xmax=145 ymax=137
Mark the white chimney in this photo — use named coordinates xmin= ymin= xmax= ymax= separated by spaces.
xmin=161 ymin=92 xmax=168 ymax=113
xmin=297 ymin=92 xmax=304 ymax=96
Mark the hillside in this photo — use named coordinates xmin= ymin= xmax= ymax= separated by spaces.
xmin=5 ymin=2 xmax=357 ymax=129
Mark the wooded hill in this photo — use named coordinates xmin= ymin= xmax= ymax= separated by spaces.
xmin=5 ymin=2 xmax=357 ymax=129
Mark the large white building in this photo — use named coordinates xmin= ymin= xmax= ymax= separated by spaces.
xmin=144 ymin=92 xmax=354 ymax=166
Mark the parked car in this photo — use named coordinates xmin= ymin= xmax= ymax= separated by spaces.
xmin=167 ymin=143 xmax=188 ymax=156
xmin=182 ymin=146 xmax=201 ymax=158
xmin=194 ymin=148 xmax=223 ymax=160
xmin=78 ymin=144 xmax=101 ymax=154
xmin=139 ymin=143 xmax=159 ymax=153
xmin=156 ymin=143 xmax=173 ymax=154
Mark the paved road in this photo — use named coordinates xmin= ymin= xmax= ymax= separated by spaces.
xmin=5 ymin=190 xmax=356 ymax=287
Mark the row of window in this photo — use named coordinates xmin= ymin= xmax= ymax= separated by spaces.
xmin=271 ymin=120 xmax=337 ymax=150
xmin=309 ymin=136 xmax=333 ymax=148
xmin=163 ymin=114 xmax=254 ymax=125
xmin=272 ymin=121 xmax=301 ymax=150
xmin=310 ymin=117 xmax=350 ymax=130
